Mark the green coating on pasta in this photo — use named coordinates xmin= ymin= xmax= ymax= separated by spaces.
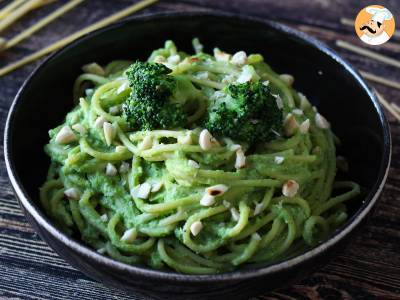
xmin=40 ymin=39 xmax=360 ymax=274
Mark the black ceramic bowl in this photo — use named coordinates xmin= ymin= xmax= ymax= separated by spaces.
xmin=4 ymin=12 xmax=391 ymax=299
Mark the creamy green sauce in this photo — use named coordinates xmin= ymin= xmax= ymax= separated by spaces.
xmin=40 ymin=40 xmax=360 ymax=274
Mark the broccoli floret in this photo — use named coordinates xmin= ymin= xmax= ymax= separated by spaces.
xmin=128 ymin=61 xmax=174 ymax=102
xmin=122 ymin=61 xmax=200 ymax=130
xmin=204 ymin=82 xmax=283 ymax=145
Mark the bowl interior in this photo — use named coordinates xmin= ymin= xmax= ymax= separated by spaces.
xmin=6 ymin=13 xmax=389 ymax=274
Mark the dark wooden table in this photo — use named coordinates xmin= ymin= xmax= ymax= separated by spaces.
xmin=0 ymin=0 xmax=399 ymax=299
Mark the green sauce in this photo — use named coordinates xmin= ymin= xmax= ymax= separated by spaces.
xmin=40 ymin=39 xmax=360 ymax=274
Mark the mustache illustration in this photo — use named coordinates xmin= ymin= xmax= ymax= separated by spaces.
xmin=360 ymin=25 xmax=376 ymax=34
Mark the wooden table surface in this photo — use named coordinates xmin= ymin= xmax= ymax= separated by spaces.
xmin=0 ymin=0 xmax=399 ymax=299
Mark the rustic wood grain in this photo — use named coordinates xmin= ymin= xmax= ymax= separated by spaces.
xmin=0 ymin=0 xmax=399 ymax=299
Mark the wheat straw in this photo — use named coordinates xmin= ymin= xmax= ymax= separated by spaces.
xmin=0 ymin=0 xmax=158 ymax=77
xmin=336 ymin=40 xmax=400 ymax=69
xmin=0 ymin=0 xmax=84 ymax=52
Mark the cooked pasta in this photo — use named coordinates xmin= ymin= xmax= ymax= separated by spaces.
xmin=40 ymin=39 xmax=360 ymax=274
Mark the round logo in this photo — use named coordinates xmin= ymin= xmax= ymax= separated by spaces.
xmin=355 ymin=5 xmax=395 ymax=45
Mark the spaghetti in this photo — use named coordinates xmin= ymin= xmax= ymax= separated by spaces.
xmin=40 ymin=40 xmax=360 ymax=274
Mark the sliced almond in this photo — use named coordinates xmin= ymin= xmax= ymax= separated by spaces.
xmin=205 ymin=184 xmax=228 ymax=197
xmin=136 ymin=182 xmax=151 ymax=199
xmin=236 ymin=72 xmax=252 ymax=83
xmin=199 ymin=129 xmax=219 ymax=151
xmin=94 ymin=116 xmax=106 ymax=129
xmin=235 ymin=148 xmax=246 ymax=169
xmin=55 ymin=126 xmax=77 ymax=144
xmin=64 ymin=187 xmax=80 ymax=200
xmin=188 ymin=159 xmax=200 ymax=169
xmin=274 ymin=156 xmax=285 ymax=164
xmin=299 ymin=119 xmax=310 ymax=134
xmin=190 ymin=221 xmax=203 ymax=236
xmin=230 ymin=51 xmax=247 ymax=66
xmin=103 ymin=122 xmax=116 ymax=146
xmin=292 ymin=109 xmax=303 ymax=115
xmin=282 ymin=180 xmax=299 ymax=198
xmin=237 ymin=65 xmax=259 ymax=83
xmin=200 ymin=194 xmax=216 ymax=206
xmin=315 ymin=113 xmax=330 ymax=129
xmin=105 ymin=163 xmax=117 ymax=176
xmin=214 ymin=49 xmax=231 ymax=62
xmin=121 ymin=228 xmax=137 ymax=243
xmin=284 ymin=114 xmax=298 ymax=136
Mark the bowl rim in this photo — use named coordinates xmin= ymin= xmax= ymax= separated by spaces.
xmin=4 ymin=11 xmax=392 ymax=283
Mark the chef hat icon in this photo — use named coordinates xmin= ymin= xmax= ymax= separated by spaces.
xmin=365 ymin=7 xmax=393 ymax=24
